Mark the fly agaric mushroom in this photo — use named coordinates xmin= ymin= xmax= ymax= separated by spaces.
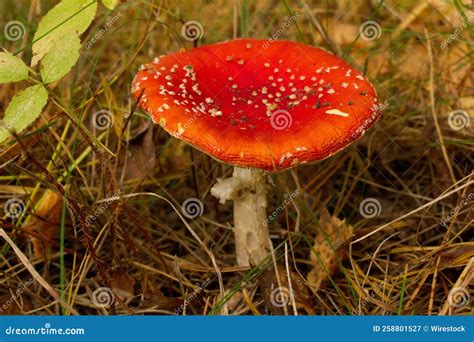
xmin=132 ymin=39 xmax=381 ymax=267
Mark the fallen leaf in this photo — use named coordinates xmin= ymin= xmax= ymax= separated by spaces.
xmin=118 ymin=121 xmax=156 ymax=181
xmin=22 ymin=190 xmax=62 ymax=257
xmin=109 ymin=267 xmax=135 ymax=301
xmin=307 ymin=209 xmax=353 ymax=290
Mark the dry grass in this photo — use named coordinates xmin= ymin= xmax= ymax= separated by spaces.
xmin=0 ymin=0 xmax=473 ymax=316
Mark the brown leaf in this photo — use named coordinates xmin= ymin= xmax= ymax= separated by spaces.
xmin=22 ymin=190 xmax=62 ymax=257
xmin=307 ymin=209 xmax=353 ymax=290
xmin=109 ymin=267 xmax=135 ymax=301
xmin=118 ymin=121 xmax=156 ymax=181
xmin=139 ymin=291 xmax=183 ymax=311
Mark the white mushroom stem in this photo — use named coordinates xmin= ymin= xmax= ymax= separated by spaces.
xmin=211 ymin=167 xmax=270 ymax=267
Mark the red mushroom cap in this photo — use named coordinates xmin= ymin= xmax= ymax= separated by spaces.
xmin=132 ymin=38 xmax=381 ymax=171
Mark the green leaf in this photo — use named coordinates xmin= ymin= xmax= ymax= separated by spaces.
xmin=0 ymin=85 xmax=48 ymax=143
xmin=41 ymin=33 xmax=81 ymax=83
xmin=102 ymin=0 xmax=118 ymax=10
xmin=31 ymin=0 xmax=97 ymax=66
xmin=0 ymin=51 xmax=29 ymax=84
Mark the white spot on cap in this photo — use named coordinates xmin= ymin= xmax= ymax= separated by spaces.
xmin=192 ymin=84 xmax=202 ymax=95
xmin=210 ymin=109 xmax=223 ymax=117
xmin=177 ymin=123 xmax=185 ymax=135
xmin=279 ymin=152 xmax=293 ymax=165
xmin=326 ymin=109 xmax=349 ymax=117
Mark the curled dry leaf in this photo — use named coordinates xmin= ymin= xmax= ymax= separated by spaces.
xmin=118 ymin=121 xmax=156 ymax=181
xmin=22 ymin=190 xmax=62 ymax=258
xmin=307 ymin=209 xmax=354 ymax=290
xmin=109 ymin=267 xmax=135 ymax=302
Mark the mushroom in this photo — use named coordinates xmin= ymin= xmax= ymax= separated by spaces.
xmin=132 ymin=39 xmax=381 ymax=267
